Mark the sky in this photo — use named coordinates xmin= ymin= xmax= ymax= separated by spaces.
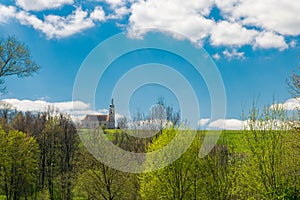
xmin=0 ymin=0 xmax=300 ymax=129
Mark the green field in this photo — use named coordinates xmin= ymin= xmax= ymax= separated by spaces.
xmin=77 ymin=128 xmax=247 ymax=153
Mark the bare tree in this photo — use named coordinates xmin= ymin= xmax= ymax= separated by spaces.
xmin=289 ymin=68 xmax=300 ymax=98
xmin=0 ymin=36 xmax=40 ymax=93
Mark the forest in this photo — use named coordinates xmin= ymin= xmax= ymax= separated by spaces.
xmin=0 ymin=97 xmax=299 ymax=199
xmin=0 ymin=36 xmax=299 ymax=200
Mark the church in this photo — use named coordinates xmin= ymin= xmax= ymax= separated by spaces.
xmin=81 ymin=99 xmax=115 ymax=129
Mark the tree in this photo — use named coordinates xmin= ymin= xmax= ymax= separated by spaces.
xmin=289 ymin=69 xmax=300 ymax=97
xmin=34 ymin=111 xmax=80 ymax=200
xmin=0 ymin=127 xmax=39 ymax=200
xmin=0 ymin=107 xmax=81 ymax=199
xmin=41 ymin=117 xmax=62 ymax=200
xmin=117 ymin=116 xmax=128 ymax=129
xmin=197 ymin=144 xmax=237 ymax=200
xmin=148 ymin=98 xmax=180 ymax=132
xmin=139 ymin=128 xmax=200 ymax=200
xmin=235 ymin=104 xmax=300 ymax=199
xmin=75 ymin=164 xmax=135 ymax=200
xmin=288 ymin=58 xmax=300 ymax=199
xmin=0 ymin=36 xmax=39 ymax=93
xmin=74 ymin=129 xmax=138 ymax=200
xmin=140 ymin=128 xmax=238 ymax=200
xmin=57 ymin=113 xmax=80 ymax=200
xmin=0 ymin=101 xmax=17 ymax=132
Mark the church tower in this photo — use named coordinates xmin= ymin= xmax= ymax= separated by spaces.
xmin=108 ymin=98 xmax=115 ymax=129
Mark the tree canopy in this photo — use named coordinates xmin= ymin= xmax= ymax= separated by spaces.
xmin=0 ymin=36 xmax=40 ymax=92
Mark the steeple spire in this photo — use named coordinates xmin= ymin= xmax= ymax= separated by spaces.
xmin=108 ymin=98 xmax=115 ymax=129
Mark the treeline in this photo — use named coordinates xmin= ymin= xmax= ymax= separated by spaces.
xmin=0 ymin=103 xmax=146 ymax=200
xmin=0 ymin=104 xmax=80 ymax=200
xmin=0 ymin=102 xmax=299 ymax=200
xmin=140 ymin=106 xmax=300 ymax=199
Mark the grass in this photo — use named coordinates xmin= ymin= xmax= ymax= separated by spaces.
xmin=76 ymin=128 xmax=246 ymax=153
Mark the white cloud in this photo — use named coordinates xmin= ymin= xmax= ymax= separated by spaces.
xmin=127 ymin=0 xmax=299 ymax=51
xmin=0 ymin=0 xmax=299 ymax=51
xmin=91 ymin=0 xmax=130 ymax=20
xmin=95 ymin=0 xmax=126 ymax=8
xmin=198 ymin=118 xmax=210 ymax=127
xmin=213 ymin=53 xmax=221 ymax=60
xmin=0 ymin=98 xmax=124 ymax=123
xmin=90 ymin=6 xmax=106 ymax=22
xmin=218 ymin=0 xmax=300 ymax=36
xmin=223 ymin=48 xmax=245 ymax=60
xmin=209 ymin=119 xmax=245 ymax=130
xmin=0 ymin=4 xmax=16 ymax=23
xmin=107 ymin=6 xmax=130 ymax=20
xmin=214 ymin=0 xmax=240 ymax=15
xmin=290 ymin=40 xmax=297 ymax=48
xmin=270 ymin=98 xmax=300 ymax=111
xmin=16 ymin=0 xmax=74 ymax=11
xmin=210 ymin=21 xmax=258 ymax=46
xmin=254 ymin=31 xmax=288 ymax=50
xmin=128 ymin=0 xmax=215 ymax=44
xmin=0 ymin=98 xmax=89 ymax=112
xmin=16 ymin=7 xmax=95 ymax=39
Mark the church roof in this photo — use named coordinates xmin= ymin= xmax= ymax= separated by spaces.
xmin=82 ymin=114 xmax=108 ymax=122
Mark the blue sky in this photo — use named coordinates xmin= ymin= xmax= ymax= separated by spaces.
xmin=0 ymin=0 xmax=299 ymax=129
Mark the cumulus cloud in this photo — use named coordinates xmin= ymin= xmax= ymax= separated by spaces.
xmin=198 ymin=118 xmax=210 ymax=127
xmin=210 ymin=21 xmax=258 ymax=47
xmin=223 ymin=49 xmax=245 ymax=60
xmin=0 ymin=4 xmax=111 ymax=39
xmin=0 ymin=98 xmax=124 ymax=122
xmin=202 ymin=98 xmax=300 ymax=130
xmin=0 ymin=0 xmax=299 ymax=51
xmin=254 ymin=31 xmax=288 ymax=50
xmin=107 ymin=6 xmax=130 ymax=20
xmin=270 ymin=98 xmax=300 ymax=110
xmin=94 ymin=0 xmax=131 ymax=20
xmin=214 ymin=0 xmax=240 ymax=15
xmin=0 ymin=98 xmax=89 ymax=112
xmin=101 ymin=0 xmax=126 ymax=9
xmin=198 ymin=118 xmax=247 ymax=130
xmin=222 ymin=0 xmax=300 ymax=36
xmin=127 ymin=0 xmax=299 ymax=51
xmin=290 ymin=40 xmax=297 ymax=48
xmin=90 ymin=6 xmax=106 ymax=22
xmin=0 ymin=4 xmax=16 ymax=23
xmin=128 ymin=0 xmax=215 ymax=43
xmin=16 ymin=0 xmax=73 ymax=11
xmin=209 ymin=119 xmax=245 ymax=130
xmin=16 ymin=7 xmax=95 ymax=39
xmin=213 ymin=53 xmax=221 ymax=60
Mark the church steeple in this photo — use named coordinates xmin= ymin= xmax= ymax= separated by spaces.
xmin=108 ymin=98 xmax=115 ymax=129
xmin=110 ymin=98 xmax=114 ymax=107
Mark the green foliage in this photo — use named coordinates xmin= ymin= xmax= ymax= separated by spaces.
xmin=139 ymin=128 xmax=237 ymax=200
xmin=234 ymin=105 xmax=300 ymax=199
xmin=0 ymin=101 xmax=299 ymax=199
xmin=74 ymin=168 xmax=137 ymax=200
xmin=37 ymin=113 xmax=80 ymax=200
xmin=0 ymin=109 xmax=80 ymax=200
xmin=0 ymin=127 xmax=39 ymax=200
xmin=139 ymin=128 xmax=198 ymax=199
xmin=72 ymin=143 xmax=139 ymax=200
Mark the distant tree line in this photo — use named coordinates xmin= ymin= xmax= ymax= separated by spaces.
xmin=0 ymin=105 xmax=80 ymax=200
xmin=0 ymin=35 xmax=299 ymax=199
